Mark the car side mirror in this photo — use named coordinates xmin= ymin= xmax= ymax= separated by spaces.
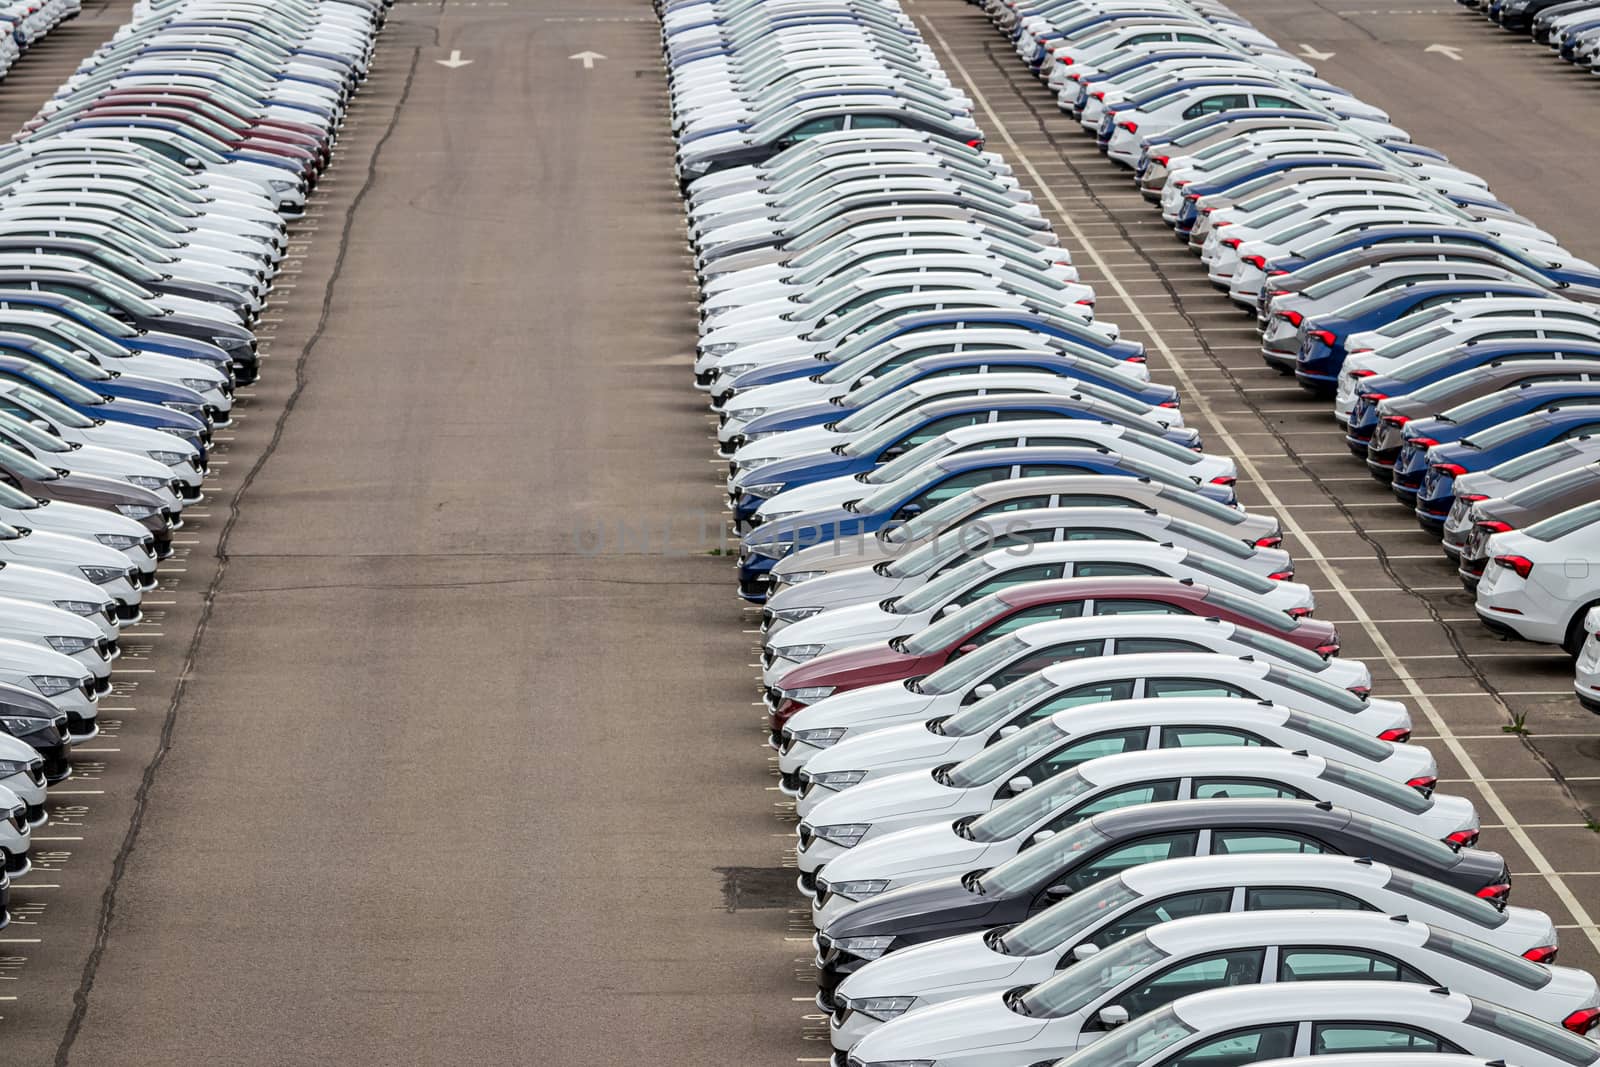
xmin=1098 ymin=1005 xmax=1130 ymax=1029
xmin=895 ymin=503 xmax=923 ymax=520
xmin=858 ymin=374 xmax=876 ymax=386
xmin=974 ymin=683 xmax=998 ymax=699
xmin=183 ymin=156 xmax=202 ymax=168
xmin=998 ymin=724 xmax=1021 ymax=738
xmin=957 ymin=644 xmax=978 ymax=655
xmin=1008 ymin=776 xmax=1034 ymax=794
xmin=1029 ymin=828 xmax=1056 ymax=845
xmin=1045 ymin=882 xmax=1074 ymax=899
xmin=938 ymin=603 xmax=961 ymax=619
xmin=1072 ymin=943 xmax=1101 ymax=962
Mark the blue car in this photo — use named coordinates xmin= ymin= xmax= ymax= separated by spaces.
xmin=1291 ymin=280 xmax=1551 ymax=389
xmin=1262 ymin=225 xmax=1600 ymax=289
xmin=728 ymin=392 xmax=1200 ymax=525
xmin=0 ymin=357 xmax=208 ymax=446
xmin=0 ymin=332 xmax=209 ymax=417
xmin=1342 ymin=341 xmax=1600 ymax=453
xmin=0 ymin=292 xmax=236 ymax=375
xmin=1097 ymin=77 xmax=1283 ymax=151
xmin=1172 ymin=157 xmax=1388 ymax=234
xmin=1387 ymin=385 xmax=1600 ymax=493
xmin=735 ymin=447 xmax=1232 ymax=601
xmin=1412 ymin=405 xmax=1600 ymax=525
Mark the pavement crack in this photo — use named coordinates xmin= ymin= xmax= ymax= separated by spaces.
xmin=51 ymin=43 xmax=424 ymax=1067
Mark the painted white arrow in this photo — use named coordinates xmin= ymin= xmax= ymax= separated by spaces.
xmin=569 ymin=50 xmax=607 ymax=69
xmin=435 ymin=50 xmax=473 ymax=68
xmin=1425 ymin=43 xmax=1464 ymax=60
xmin=1298 ymin=43 xmax=1335 ymax=60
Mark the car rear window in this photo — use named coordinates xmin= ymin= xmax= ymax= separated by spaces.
xmin=1525 ymin=499 xmax=1600 ymax=542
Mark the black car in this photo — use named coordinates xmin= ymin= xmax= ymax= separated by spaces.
xmin=811 ymin=798 xmax=1511 ymax=1005
xmin=0 ymin=680 xmax=76 ymax=788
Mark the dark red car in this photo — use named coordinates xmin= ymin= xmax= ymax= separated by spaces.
xmin=42 ymin=107 xmax=318 ymax=179
xmin=764 ymin=577 xmax=1341 ymax=738
xmin=61 ymin=92 xmax=329 ymax=163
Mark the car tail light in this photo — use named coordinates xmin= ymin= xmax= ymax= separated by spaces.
xmin=1406 ymin=775 xmax=1437 ymax=796
xmin=1213 ymin=219 xmax=1232 ymax=226
xmin=1432 ymin=462 xmax=1468 ymax=477
xmin=1364 ymin=392 xmax=1388 ymax=402
xmin=1348 ymin=347 xmax=1374 ymax=355
xmin=1276 ymin=309 xmax=1303 ymax=326
xmin=1563 ymin=1008 xmax=1600 ymax=1036
xmin=1092 ymin=90 xmax=1107 ymax=100
xmin=1058 ymin=55 xmax=1073 ymax=64
xmin=1494 ymin=554 xmax=1534 ymax=579
xmin=1347 ymin=685 xmax=1371 ymax=699
xmin=1381 ymin=414 xmax=1409 ymax=427
xmin=1268 ymin=570 xmax=1295 ymax=581
xmin=1447 ymin=828 xmax=1481 ymax=849
xmin=1254 ymin=534 xmax=1282 ymax=548
xmin=1241 ymin=254 xmax=1267 ymax=269
xmin=1522 ymin=944 xmax=1559 ymax=964
xmin=1409 ymin=437 xmax=1440 ymax=450
xmin=1308 ymin=329 xmax=1337 ymax=346
xmin=1160 ymin=400 xmax=1180 ymax=409
xmin=1184 ymin=192 xmax=1200 ymax=203
xmin=1127 ymin=355 xmax=1147 ymax=364
xmin=1222 ymin=237 xmax=1242 ymax=249
xmin=1378 ymin=727 xmax=1412 ymax=743
xmin=1458 ymin=493 xmax=1489 ymax=503
xmin=1349 ymin=369 xmax=1376 ymax=379
xmin=1152 ymin=154 xmax=1170 ymax=165
xmin=1117 ymin=120 xmax=1139 ymax=133
xmin=1268 ymin=269 xmax=1290 ymax=276
xmin=1202 ymin=206 xmax=1215 ymax=215
xmin=966 ymin=138 xmax=985 ymax=149
xmin=1315 ymin=642 xmax=1340 ymax=656
xmin=1211 ymin=475 xmax=1236 ymax=486
xmin=1476 ymin=520 xmax=1513 ymax=534
xmin=1475 ymin=881 xmax=1511 ymax=899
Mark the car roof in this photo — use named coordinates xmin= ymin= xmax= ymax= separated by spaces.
xmin=998 ymin=575 xmax=1212 ymax=606
xmin=1169 ymin=980 xmax=1472 ymax=1032
xmin=1122 ymin=851 xmax=1388 ymax=894
xmin=1088 ymin=796 xmax=1355 ymax=837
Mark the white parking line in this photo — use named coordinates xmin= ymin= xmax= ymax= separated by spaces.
xmin=912 ymin=15 xmax=1600 ymax=953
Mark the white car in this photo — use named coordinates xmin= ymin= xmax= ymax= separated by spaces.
xmin=782 ymin=652 xmax=1406 ymax=793
xmin=802 ymin=745 xmax=1461 ymax=905
xmin=0 ymin=636 xmax=98 ymax=738
xmin=1573 ymin=606 xmax=1600 ymax=712
xmin=0 ymin=782 xmax=29 ymax=877
xmin=1341 ymin=296 xmax=1600 ymax=359
xmin=0 ymin=594 xmax=113 ymax=682
xmin=0 ymin=559 xmax=119 ymax=639
xmin=768 ymin=478 xmax=1282 ymax=594
xmin=1046 ymin=983 xmax=1600 ymax=1067
xmin=846 ymin=912 xmax=1599 ymax=1067
xmin=763 ymin=542 xmax=1312 ymax=680
xmin=790 ymin=634 xmax=1370 ymax=797
xmin=1477 ymin=500 xmax=1600 ymax=651
xmin=829 ymin=852 xmax=1561 ymax=1049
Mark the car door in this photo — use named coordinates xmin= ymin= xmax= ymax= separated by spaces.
xmin=1102 ymin=948 xmax=1270 ymax=1027
xmin=1079 ymin=888 xmax=1238 ymax=952
xmin=996 ymin=729 xmax=1155 ymax=800
xmin=1156 ymin=1024 xmax=1300 ymax=1067
xmin=963 ymin=638 xmax=1114 ymax=704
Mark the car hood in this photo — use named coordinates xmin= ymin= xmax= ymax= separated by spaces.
xmin=769 ymin=600 xmax=912 ymax=652
xmin=0 ymin=635 xmax=90 ymax=678
xmin=736 ymin=400 xmax=850 ymax=439
xmin=837 ymin=929 xmax=1028 ymax=1000
xmin=821 ymin=873 xmax=1004 ymax=939
xmin=850 ymin=993 xmax=1048 ymax=1060
xmin=781 ymin=670 xmax=931 ymax=727
xmin=731 ymin=422 xmax=841 ymax=464
xmin=721 ymin=376 xmax=840 ymax=422
xmin=765 ymin=569 xmax=905 ymax=619
xmin=2 ymin=526 xmax=133 ymax=570
xmin=759 ymin=471 xmax=878 ymax=518
xmin=801 ymin=718 xmax=966 ymax=780
xmin=738 ymin=453 xmax=862 ymax=495
xmin=0 ymin=560 xmax=111 ymax=606
xmin=819 ymin=818 xmax=997 ymax=888
xmin=1 ymin=498 xmax=148 ymax=540
xmin=805 ymin=769 xmax=968 ymax=834
xmin=0 ymin=593 xmax=102 ymax=638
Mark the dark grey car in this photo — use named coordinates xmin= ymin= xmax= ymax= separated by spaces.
xmin=811 ymin=797 xmax=1512 ymax=1007
xmin=1457 ymin=462 xmax=1600 ymax=587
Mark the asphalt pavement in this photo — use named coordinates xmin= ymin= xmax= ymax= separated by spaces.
xmin=0 ymin=0 xmax=1595 ymax=1064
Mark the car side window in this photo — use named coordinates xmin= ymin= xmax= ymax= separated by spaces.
xmin=1015 ymin=730 xmax=1152 ymax=788
xmin=1311 ymin=1023 xmax=1462 ymax=1055
xmin=1180 ymin=93 xmax=1251 ymax=120
xmin=1074 ymin=561 xmax=1165 ymax=578
xmin=1113 ymin=950 xmax=1268 ymax=1021
xmin=981 ymin=640 xmax=1109 ymax=697
xmin=1033 ymin=679 xmax=1137 ymax=713
xmin=1193 ymin=778 xmax=1312 ymax=801
xmin=784 ymin=116 xmax=848 ymax=142
xmin=971 ymin=495 xmax=1054 ymax=519
xmin=956 ymin=563 xmax=1070 ymax=606
xmin=1146 ymin=678 xmax=1253 ymax=699
xmin=884 ymin=413 xmax=987 ymax=455
xmin=1278 ymin=947 xmax=1429 ymax=984
xmin=1159 ymin=726 xmax=1269 ymax=748
xmin=1068 ymin=528 xmax=1157 ymax=542
xmin=1244 ymin=887 xmax=1371 ymax=911
xmin=848 ymin=114 xmax=906 ymax=130
xmin=1018 ymin=462 xmax=1098 ymax=478
xmin=1211 ymin=831 xmax=1328 ymax=856
xmin=1093 ymin=599 xmax=1189 ymax=616
xmin=907 ymin=468 xmax=1014 ymax=510
xmin=1059 ymin=832 xmax=1202 ymax=895
xmin=1044 ymin=781 xmax=1182 ymax=831
xmin=1558 ymin=422 xmax=1600 ymax=441
xmin=1117 ymin=639 xmax=1210 ymax=656
xmin=1251 ymin=94 xmax=1299 ymax=109
xmin=974 ymin=602 xmax=1089 ymax=642
xmin=1085 ymin=889 xmax=1235 ymax=950
xmin=1159 ymin=1024 xmax=1299 ymax=1067
xmin=1054 ymin=494 xmax=1137 ymax=508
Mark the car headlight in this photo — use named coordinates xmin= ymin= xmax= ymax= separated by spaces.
xmin=157 ymin=427 xmax=200 ymax=445
xmin=0 ymin=758 xmax=30 ymax=777
xmin=95 ymin=534 xmax=145 ymax=550
xmin=212 ymin=336 xmax=250 ymax=351
xmin=146 ymin=450 xmax=189 ymax=466
xmin=730 ymin=407 xmax=768 ymax=422
xmin=0 ymin=715 xmax=51 ymax=736
xmin=791 ymin=727 xmax=848 ymax=748
xmin=177 ymin=381 xmax=215 ymax=396
xmin=79 ymin=566 xmax=125 ymax=585
xmin=776 ymin=570 xmax=829 ymax=585
xmin=701 ymin=342 xmax=737 ymax=358
xmin=779 ymin=686 xmax=835 ymax=703
xmin=682 ymin=158 xmax=713 ymax=175
xmin=745 ymin=542 xmax=789 ymax=562
xmin=770 ymin=606 xmax=824 ymax=623
xmin=29 ymin=675 xmax=78 ymax=697
xmin=166 ymin=403 xmax=204 ymax=417
xmin=807 ymin=770 xmax=867 ymax=791
xmin=848 ymin=996 xmax=917 ymax=1022
xmin=114 ymin=504 xmax=161 ymax=520
xmin=45 ymin=635 xmax=94 ymax=655
xmin=742 ymin=482 xmax=787 ymax=499
xmin=810 ymin=821 xmax=870 ymax=847
xmin=716 ymin=363 xmax=759 ymax=380
xmin=833 ymin=933 xmax=896 ymax=956
xmin=267 ymin=179 xmax=297 ymax=192
xmin=772 ymin=644 xmax=825 ymax=662
xmin=52 ymin=600 xmax=101 ymax=617
xmin=125 ymin=475 xmax=170 ymax=491
xmin=737 ymin=456 xmax=783 ymax=473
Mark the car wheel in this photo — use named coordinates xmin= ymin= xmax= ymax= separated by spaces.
xmin=1562 ymin=600 xmax=1600 ymax=656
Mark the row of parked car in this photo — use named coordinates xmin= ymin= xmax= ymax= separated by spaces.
xmin=0 ymin=0 xmax=384 ymax=940
xmin=661 ymin=0 xmax=1600 ymax=1066
xmin=977 ymin=0 xmax=1600 ymax=705
xmin=0 ymin=1 xmax=81 ymax=84
xmin=1466 ymin=0 xmax=1600 ymax=67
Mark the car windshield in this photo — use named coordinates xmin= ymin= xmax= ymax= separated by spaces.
xmin=1018 ymin=933 xmax=1168 ymax=1018
xmin=9 ymin=364 xmax=105 ymax=405
xmin=967 ymin=768 xmax=1094 ymax=842
xmin=25 ymin=317 xmax=130 ymax=359
xmin=867 ymin=436 xmax=964 ymax=485
xmin=1157 ymin=487 xmax=1244 ymax=525
xmin=1507 ymin=466 xmax=1600 ymax=507
xmin=918 ymin=634 xmax=1031 ymax=696
xmin=1302 ymin=269 xmax=1374 ymax=301
xmin=1165 ymin=517 xmax=1251 ymax=558
xmin=1350 ymin=812 xmax=1461 ymax=865
xmin=1263 ymin=665 xmax=1366 ymax=712
xmin=1177 ymin=552 xmax=1274 ymax=594
xmin=853 ymin=458 xmax=960 ymax=514
xmin=894 ymin=555 xmax=1000 ymax=614
xmin=1525 ymin=499 xmax=1600 ymax=542
xmin=4 ymin=384 xmax=94 ymax=428
xmin=946 ymin=716 xmax=1073 ymax=790
xmin=902 ymin=595 xmax=1015 ymax=655
xmin=1375 ymin=305 xmax=1454 ymax=338
xmin=0 ymin=412 xmax=71 ymax=453
xmin=1425 ymin=929 xmax=1553 ymax=989
xmin=1463 ymin=1002 xmax=1600 ymax=1067
xmin=1284 ymin=710 xmax=1388 ymax=760
xmin=978 ymin=818 xmax=1112 ymax=896
xmin=0 ymin=440 xmax=57 ymax=480
xmin=1056 ymin=1005 xmax=1197 ymax=1067
xmin=1202 ymin=587 xmax=1295 ymax=632
xmin=1228 ymin=629 xmax=1326 ymax=673
xmin=1462 ymin=411 xmax=1560 ymax=451
xmin=1321 ymin=759 xmax=1431 ymax=814
xmin=998 ymin=875 xmax=1142 ymax=956
xmin=1382 ymin=868 xmax=1507 ymax=930
xmin=833 ymin=385 xmax=936 ymax=435
xmin=941 ymin=672 xmax=1061 ymax=736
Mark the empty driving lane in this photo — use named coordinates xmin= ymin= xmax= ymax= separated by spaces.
xmin=902 ymin=1 xmax=1600 ymax=985
xmin=54 ymin=2 xmax=801 ymax=1064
